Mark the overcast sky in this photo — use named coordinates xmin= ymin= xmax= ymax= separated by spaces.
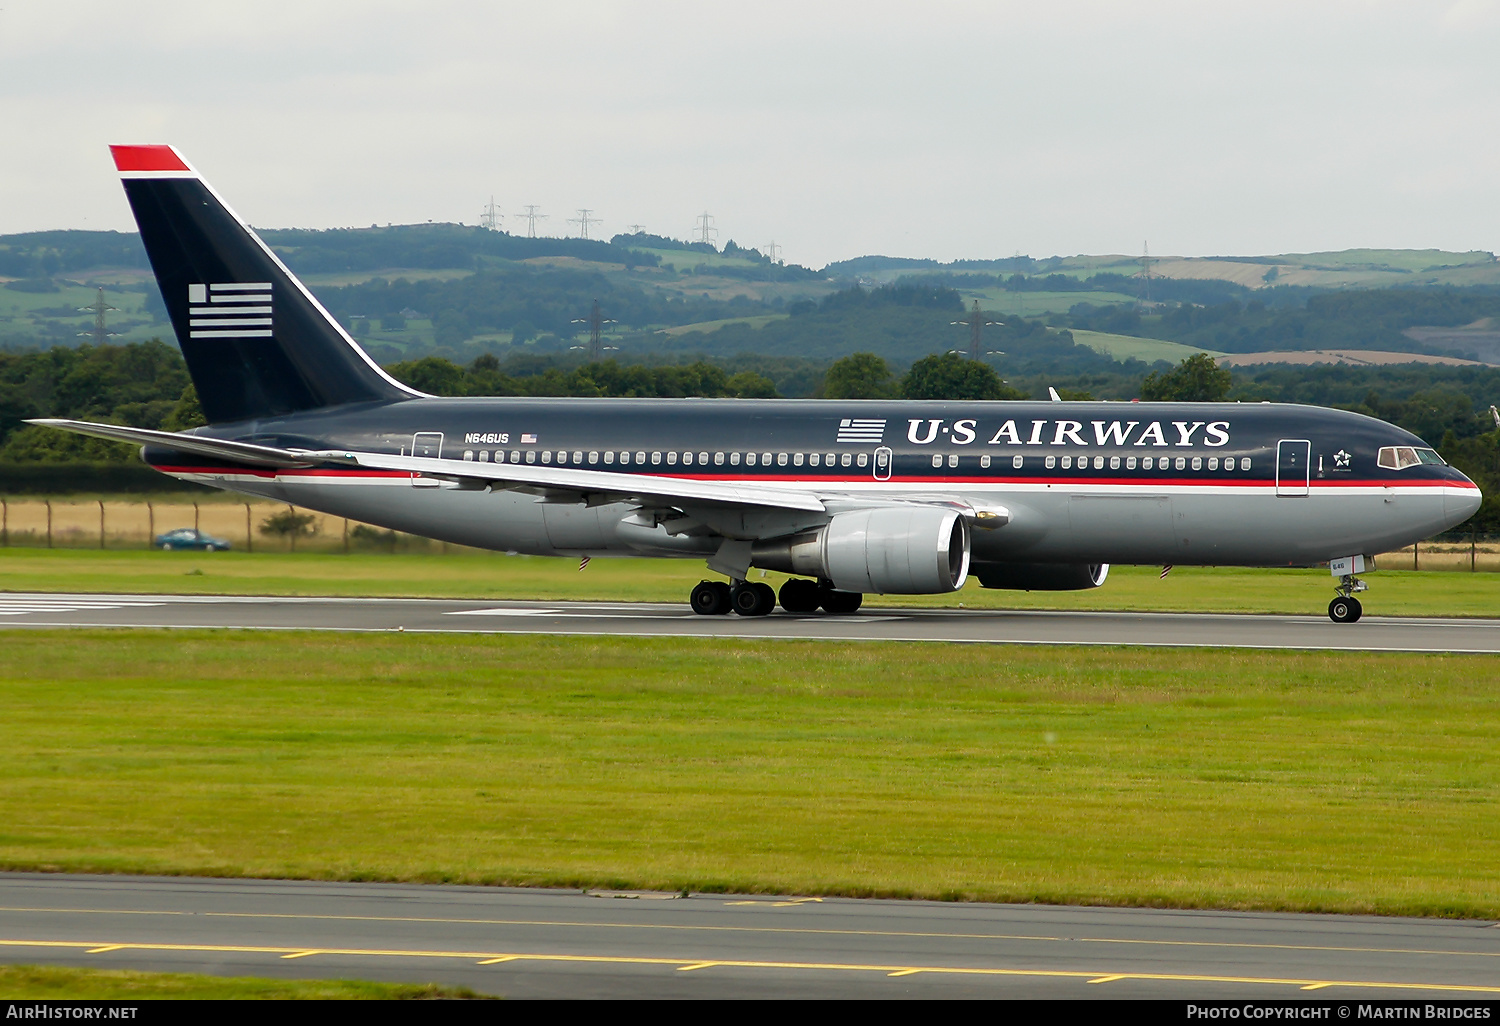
xmin=2 ymin=1 xmax=1497 ymax=268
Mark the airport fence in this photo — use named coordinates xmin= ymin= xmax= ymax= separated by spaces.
xmin=0 ymin=496 xmax=460 ymax=554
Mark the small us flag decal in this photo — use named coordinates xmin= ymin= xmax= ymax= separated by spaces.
xmin=836 ymin=418 xmax=886 ymax=443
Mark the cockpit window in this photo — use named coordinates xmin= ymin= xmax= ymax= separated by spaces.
xmin=1378 ymin=446 xmax=1445 ymax=470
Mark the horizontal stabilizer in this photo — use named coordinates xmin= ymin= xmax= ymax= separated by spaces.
xmin=27 ymin=419 xmax=318 ymax=469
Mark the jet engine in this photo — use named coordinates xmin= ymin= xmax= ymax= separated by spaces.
xmin=751 ymin=506 xmax=970 ymax=594
xmin=972 ymin=562 xmax=1110 ymax=591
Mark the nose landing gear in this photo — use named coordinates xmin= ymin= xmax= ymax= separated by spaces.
xmin=1328 ymin=573 xmax=1368 ymax=623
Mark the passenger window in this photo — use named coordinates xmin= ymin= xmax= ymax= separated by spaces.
xmin=1012 ymin=454 xmax=1023 ymax=469
xmin=1240 ymin=457 xmax=1250 ymax=470
xmin=793 ymin=452 xmax=804 ymax=467
xmin=1061 ymin=455 xmax=1072 ymax=469
xmin=714 ymin=452 xmax=725 ymax=465
xmin=980 ymin=454 xmax=991 ymax=469
xmin=651 ymin=452 xmax=662 ymax=465
xmin=932 ymin=454 xmax=943 ymax=468
xmin=526 ymin=451 xmax=537 ymax=464
xmin=1126 ymin=456 xmax=1136 ymax=469
xmin=778 ymin=453 xmax=788 ymax=467
xmin=1109 ymin=456 xmax=1120 ymax=470
xmin=1143 ymin=456 xmax=1153 ymax=470
xmin=809 ymin=453 xmax=820 ymax=467
xmin=699 ymin=452 xmax=709 ymax=465
xmin=588 ymin=451 xmax=598 ymax=464
xmin=746 ymin=452 xmax=757 ymax=466
xmin=1192 ymin=457 xmax=1202 ymax=471
xmin=1208 ymin=457 xmax=1218 ymax=470
xmin=679 ymin=452 xmax=690 ymax=466
xmin=667 ymin=452 xmax=677 ymax=465
xmin=826 ymin=453 xmax=836 ymax=466
xmin=947 ymin=454 xmax=958 ymax=468
xmin=1175 ymin=457 xmax=1186 ymax=471
xmin=604 ymin=451 xmax=615 ymax=464
xmin=541 ymin=451 xmax=552 ymax=464
xmin=511 ymin=451 xmax=520 ymax=463
xmin=1045 ymin=455 xmax=1056 ymax=469
xmin=762 ymin=452 xmax=772 ymax=465
xmin=840 ymin=453 xmax=852 ymax=467
xmin=463 ymin=450 xmax=474 ymax=461
xmin=730 ymin=452 xmax=741 ymax=466
xmin=1093 ymin=456 xmax=1104 ymax=470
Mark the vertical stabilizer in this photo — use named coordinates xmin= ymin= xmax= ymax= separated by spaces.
xmin=111 ymin=145 xmax=424 ymax=424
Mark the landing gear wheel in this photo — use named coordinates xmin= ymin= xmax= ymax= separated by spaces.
xmin=690 ymin=580 xmax=732 ymax=615
xmin=1328 ymin=596 xmax=1363 ymax=623
xmin=778 ymin=579 xmax=822 ymax=614
xmin=732 ymin=582 xmax=776 ymax=616
xmin=819 ymin=588 xmax=863 ymax=614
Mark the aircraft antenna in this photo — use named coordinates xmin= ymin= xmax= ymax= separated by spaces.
xmin=568 ymin=209 xmax=602 ymax=240
xmin=514 ymin=205 xmax=548 ymax=238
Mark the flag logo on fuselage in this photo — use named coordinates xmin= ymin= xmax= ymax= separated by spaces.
xmin=187 ymin=282 xmax=272 ymax=339
xmin=837 ymin=418 xmax=886 ymax=443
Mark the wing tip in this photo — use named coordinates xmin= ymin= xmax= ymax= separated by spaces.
xmin=110 ymin=144 xmax=192 ymax=174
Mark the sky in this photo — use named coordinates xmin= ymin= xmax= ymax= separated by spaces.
xmin=1 ymin=0 xmax=1497 ymax=269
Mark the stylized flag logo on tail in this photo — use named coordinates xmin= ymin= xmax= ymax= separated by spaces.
xmin=188 ymin=283 xmax=272 ymax=339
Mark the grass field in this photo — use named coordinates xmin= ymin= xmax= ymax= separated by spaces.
xmin=1 ymin=631 xmax=1496 ymax=917
xmin=3 ymin=547 xmax=1498 ymax=616
xmin=0 ymin=964 xmax=489 ymax=999
xmin=1069 ymin=328 xmax=1225 ymax=366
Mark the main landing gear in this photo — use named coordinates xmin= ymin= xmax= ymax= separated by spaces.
xmin=1328 ymin=572 xmax=1369 ymax=623
xmin=689 ymin=578 xmax=862 ymax=616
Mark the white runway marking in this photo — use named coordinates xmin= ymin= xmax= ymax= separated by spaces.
xmin=0 ymin=597 xmax=164 ymax=617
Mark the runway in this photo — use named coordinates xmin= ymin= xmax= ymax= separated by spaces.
xmin=0 ymin=592 xmax=1497 ymax=652
xmin=1 ymin=874 xmax=1496 ymax=1000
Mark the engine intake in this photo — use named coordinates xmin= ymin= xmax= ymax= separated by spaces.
xmin=973 ymin=562 xmax=1109 ymax=591
xmin=751 ymin=506 xmax=970 ymax=594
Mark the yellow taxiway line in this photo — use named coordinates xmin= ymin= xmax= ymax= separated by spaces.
xmin=1 ymin=938 xmax=1498 ymax=994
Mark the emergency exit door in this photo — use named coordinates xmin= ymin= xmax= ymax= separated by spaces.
xmin=411 ymin=432 xmax=443 ymax=487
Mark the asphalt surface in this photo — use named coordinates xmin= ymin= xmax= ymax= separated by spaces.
xmin=0 ymin=592 xmax=1497 ymax=651
xmin=1 ymin=874 xmax=1497 ymax=1000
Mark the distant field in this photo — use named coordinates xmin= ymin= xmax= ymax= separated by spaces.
xmin=0 ymin=282 xmax=161 ymax=344
xmin=1068 ymin=328 xmax=1223 ymax=365
xmin=635 ymin=247 xmax=765 ymax=273
xmin=4 ymin=548 xmax=1499 ymax=617
xmin=659 ymin=313 xmax=789 ymax=336
xmin=961 ymin=289 xmax=1138 ymax=316
xmin=2 ymin=631 xmax=1496 ymax=917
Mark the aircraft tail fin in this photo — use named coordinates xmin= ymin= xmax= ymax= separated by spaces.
xmin=110 ymin=145 xmax=424 ymax=425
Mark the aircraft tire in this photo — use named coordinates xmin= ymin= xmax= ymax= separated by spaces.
xmin=1328 ymin=597 xmax=1362 ymax=623
xmin=732 ymin=582 xmax=775 ymax=617
xmin=690 ymin=580 xmax=732 ymax=615
xmin=778 ymin=578 xmax=822 ymax=614
xmin=820 ymin=589 xmax=863 ymax=614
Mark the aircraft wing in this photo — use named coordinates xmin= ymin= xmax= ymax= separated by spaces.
xmin=305 ymin=448 xmax=828 ymax=513
xmin=27 ymin=419 xmax=826 ymax=514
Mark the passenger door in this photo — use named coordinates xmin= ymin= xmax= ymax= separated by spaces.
xmin=411 ymin=432 xmax=443 ymax=488
xmin=1276 ymin=439 xmax=1310 ymax=497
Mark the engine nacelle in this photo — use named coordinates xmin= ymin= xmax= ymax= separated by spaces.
xmin=751 ymin=506 xmax=970 ymax=594
xmin=973 ymin=562 xmax=1110 ymax=591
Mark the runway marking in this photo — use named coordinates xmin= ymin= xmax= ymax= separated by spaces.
xmin=1088 ymin=974 xmax=1126 ymax=984
xmin=4 ymin=906 xmax=1496 ymax=961
xmin=676 ymin=962 xmax=718 ymax=971
xmin=0 ymin=598 xmax=163 ymax=617
xmin=3 ymin=937 xmax=1498 ymax=994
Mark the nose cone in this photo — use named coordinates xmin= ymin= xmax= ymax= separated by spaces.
xmin=1445 ymin=472 xmax=1483 ymax=527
